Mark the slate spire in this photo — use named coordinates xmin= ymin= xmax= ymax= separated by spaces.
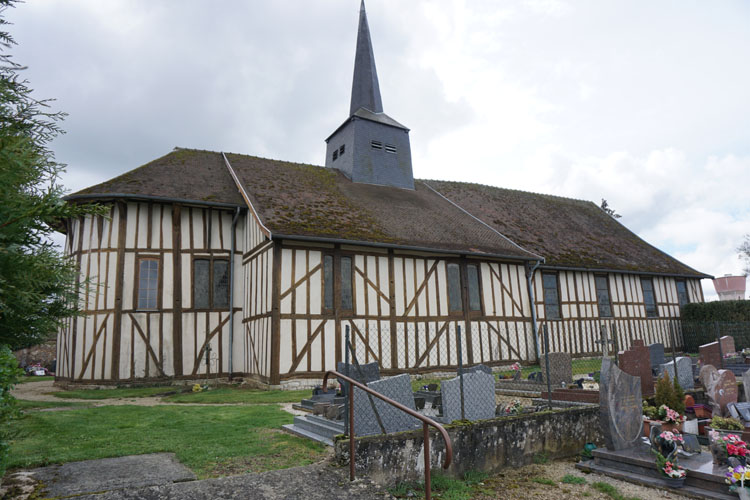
xmin=350 ymin=0 xmax=383 ymax=116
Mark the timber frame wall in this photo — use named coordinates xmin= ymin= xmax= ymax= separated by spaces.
xmin=57 ymin=200 xmax=705 ymax=386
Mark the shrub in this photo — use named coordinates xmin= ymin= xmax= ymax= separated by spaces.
xmin=654 ymin=373 xmax=673 ymax=409
xmin=682 ymin=301 xmax=750 ymax=322
xmin=0 ymin=345 xmax=24 ymax=477
xmin=671 ymin=377 xmax=686 ymax=415
xmin=711 ymin=416 xmax=743 ymax=431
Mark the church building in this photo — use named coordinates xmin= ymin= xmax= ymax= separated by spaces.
xmin=56 ymin=2 xmax=709 ymax=387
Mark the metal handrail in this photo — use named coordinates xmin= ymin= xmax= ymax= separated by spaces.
xmin=323 ymin=370 xmax=453 ymax=500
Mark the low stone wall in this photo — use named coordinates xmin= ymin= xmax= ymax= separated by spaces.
xmin=334 ymin=406 xmax=602 ymax=485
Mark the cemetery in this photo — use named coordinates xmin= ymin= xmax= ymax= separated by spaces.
xmin=280 ymin=330 xmax=750 ymax=499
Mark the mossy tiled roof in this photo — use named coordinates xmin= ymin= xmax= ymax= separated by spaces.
xmin=427 ymin=180 xmax=707 ymax=276
xmin=69 ymin=148 xmax=708 ymax=276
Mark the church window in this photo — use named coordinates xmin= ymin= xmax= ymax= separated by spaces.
xmin=323 ymin=255 xmax=334 ymax=311
xmin=595 ymin=275 xmax=613 ymax=318
xmin=467 ymin=264 xmax=481 ymax=312
xmin=341 ymin=256 xmax=353 ymax=310
xmin=447 ymin=263 xmax=462 ymax=313
xmin=542 ymin=273 xmax=561 ymax=319
xmin=333 ymin=149 xmax=338 ymax=161
xmin=641 ymin=277 xmax=658 ymax=317
xmin=370 ymin=140 xmax=382 ymax=150
xmin=339 ymin=145 xmax=345 ymax=155
xmin=193 ymin=258 xmax=230 ymax=310
xmin=137 ymin=258 xmax=159 ymax=310
xmin=675 ymin=280 xmax=689 ymax=307
xmin=384 ymin=144 xmax=397 ymax=154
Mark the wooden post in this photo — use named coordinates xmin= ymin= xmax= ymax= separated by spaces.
xmin=270 ymin=242 xmax=282 ymax=385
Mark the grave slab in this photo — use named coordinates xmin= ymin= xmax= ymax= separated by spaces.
xmin=647 ymin=343 xmax=665 ymax=371
xmin=337 ymin=361 xmax=380 ymax=396
xmin=352 ymin=374 xmax=419 ymax=436
xmin=599 ymin=358 xmax=642 ymax=451
xmin=618 ymin=341 xmax=654 ymax=395
xmin=699 ymin=336 xmax=736 ymax=369
xmin=706 ymin=369 xmax=738 ymax=417
xmin=441 ymin=371 xmax=496 ymax=422
xmin=541 ymin=352 xmax=573 ymax=387
xmin=458 ymin=364 xmax=493 ymax=376
xmin=659 ymin=356 xmax=694 ymax=390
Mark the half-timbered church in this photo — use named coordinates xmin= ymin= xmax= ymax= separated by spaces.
xmin=57 ymin=2 xmax=710 ymax=387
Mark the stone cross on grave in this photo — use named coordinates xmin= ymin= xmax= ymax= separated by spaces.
xmin=596 ymin=327 xmax=617 ymax=359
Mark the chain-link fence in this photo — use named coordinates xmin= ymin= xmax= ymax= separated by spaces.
xmin=324 ymin=320 xmax=750 ymax=437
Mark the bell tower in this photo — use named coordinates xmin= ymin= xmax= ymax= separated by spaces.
xmin=325 ymin=1 xmax=414 ymax=190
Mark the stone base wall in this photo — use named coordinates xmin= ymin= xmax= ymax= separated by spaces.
xmin=334 ymin=406 xmax=602 ymax=486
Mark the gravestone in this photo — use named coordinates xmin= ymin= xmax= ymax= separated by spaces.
xmin=352 ymin=374 xmax=420 ymax=436
xmin=699 ymin=336 xmax=736 ymax=368
xmin=458 ymin=364 xmax=493 ymax=376
xmin=541 ymin=352 xmax=573 ymax=387
xmin=337 ymin=361 xmax=380 ymax=396
xmin=441 ymin=371 xmax=496 ymax=422
xmin=648 ymin=343 xmax=666 ymax=372
xmin=659 ymin=357 xmax=694 ymax=390
xmin=682 ymin=434 xmax=702 ymax=454
xmin=743 ymin=369 xmax=750 ymax=403
xmin=699 ymin=364 xmax=719 ymax=391
xmin=706 ymin=369 xmax=738 ymax=417
xmin=618 ymin=340 xmax=654 ymax=395
xmin=599 ymin=357 xmax=643 ymax=451
xmin=730 ymin=402 xmax=750 ymax=422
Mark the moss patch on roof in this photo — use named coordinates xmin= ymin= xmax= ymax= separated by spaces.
xmin=426 ymin=180 xmax=705 ymax=276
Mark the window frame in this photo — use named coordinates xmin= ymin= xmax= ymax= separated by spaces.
xmin=640 ymin=277 xmax=659 ymax=318
xmin=675 ymin=279 xmax=690 ymax=308
xmin=594 ymin=274 xmax=614 ymax=318
xmin=339 ymin=253 xmax=355 ymax=313
xmin=446 ymin=261 xmax=464 ymax=315
xmin=191 ymin=256 xmax=231 ymax=311
xmin=465 ymin=262 xmax=484 ymax=316
xmin=135 ymin=255 xmax=162 ymax=311
xmin=541 ymin=272 xmax=562 ymax=320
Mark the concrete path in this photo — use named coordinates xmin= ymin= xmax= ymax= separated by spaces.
xmin=29 ymin=454 xmax=195 ymax=498
xmin=22 ymin=455 xmax=391 ymax=500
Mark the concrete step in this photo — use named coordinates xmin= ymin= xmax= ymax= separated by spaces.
xmin=292 ymin=415 xmax=345 ymax=441
xmin=281 ymin=424 xmax=334 ymax=447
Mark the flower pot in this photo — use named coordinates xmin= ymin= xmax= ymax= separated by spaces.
xmin=662 ymin=476 xmax=686 ymax=488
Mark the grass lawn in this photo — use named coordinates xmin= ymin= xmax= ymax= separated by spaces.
xmin=10 ymin=404 xmax=325 ymax=478
xmin=16 ymin=399 xmax=90 ymax=411
xmin=18 ymin=375 xmax=54 ymax=384
xmin=164 ymin=387 xmax=310 ymax=404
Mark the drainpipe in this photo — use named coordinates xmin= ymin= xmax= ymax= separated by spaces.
xmin=228 ymin=207 xmax=241 ymax=380
xmin=525 ymin=260 xmax=543 ymax=361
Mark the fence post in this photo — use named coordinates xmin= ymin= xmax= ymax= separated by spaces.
xmin=457 ymin=325 xmax=465 ymax=420
xmin=543 ymin=324 xmax=552 ymax=409
xmin=344 ymin=325 xmax=350 ymax=436
xmin=668 ymin=322 xmax=678 ymax=363
xmin=611 ymin=323 xmax=619 ymax=366
xmin=715 ymin=321 xmax=723 ymax=369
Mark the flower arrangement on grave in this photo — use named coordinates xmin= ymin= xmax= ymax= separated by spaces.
xmin=659 ymin=405 xmax=685 ymax=425
xmin=725 ymin=464 xmax=750 ymax=498
xmin=711 ymin=416 xmax=744 ymax=431
xmin=502 ymin=399 xmax=523 ymax=415
xmin=713 ymin=433 xmax=748 ymax=460
xmin=654 ymin=449 xmax=686 ymax=487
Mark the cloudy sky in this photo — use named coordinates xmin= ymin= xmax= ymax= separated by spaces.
xmin=8 ymin=0 xmax=750 ymax=300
